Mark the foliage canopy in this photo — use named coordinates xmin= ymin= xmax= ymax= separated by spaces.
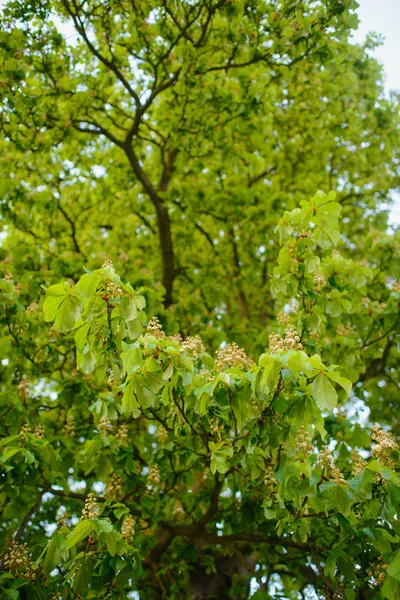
xmin=0 ymin=0 xmax=399 ymax=599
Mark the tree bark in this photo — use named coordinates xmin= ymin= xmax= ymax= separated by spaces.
xmin=124 ymin=143 xmax=175 ymax=307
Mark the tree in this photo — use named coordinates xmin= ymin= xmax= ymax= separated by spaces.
xmin=0 ymin=0 xmax=399 ymax=598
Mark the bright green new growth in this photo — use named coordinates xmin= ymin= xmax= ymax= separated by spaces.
xmin=1 ymin=191 xmax=400 ymax=599
xmin=0 ymin=0 xmax=400 ymax=597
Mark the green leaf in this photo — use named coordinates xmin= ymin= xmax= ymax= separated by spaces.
xmin=388 ymin=551 xmax=400 ymax=581
xmin=201 ymin=352 xmax=214 ymax=369
xmin=1 ymin=590 xmax=19 ymax=599
xmin=382 ymin=576 xmax=400 ymax=600
xmin=161 ymin=382 xmax=173 ymax=406
xmin=293 ymin=460 xmax=311 ymax=479
xmin=74 ymin=321 xmax=91 ymax=351
xmin=145 ymin=373 xmax=165 ymax=394
xmin=54 ymin=293 xmax=82 ymax=332
xmin=121 ymin=378 xmax=140 ymax=417
xmin=135 ymin=294 xmax=146 ymax=311
xmin=43 ymin=282 xmax=83 ymax=332
xmin=251 ymin=592 xmax=272 ymax=600
xmin=366 ymin=460 xmax=399 ymax=485
xmin=321 ymin=483 xmax=351 ymax=516
xmin=114 ymin=507 xmax=130 ymax=519
xmin=73 ymin=557 xmax=93 ymax=594
xmin=326 ymin=300 xmax=342 ymax=318
xmin=344 ymin=586 xmax=356 ymax=600
xmin=77 ymin=348 xmax=97 ymax=373
xmin=312 ymin=373 xmax=338 ymax=411
xmin=209 ymin=442 xmax=234 ymax=474
xmin=43 ymin=282 xmax=69 ymax=322
xmin=95 ymin=519 xmax=113 ymax=534
xmin=325 ymin=371 xmax=352 ymax=396
xmin=66 ymin=519 xmax=94 ymax=549
xmin=120 ymin=294 xmax=138 ymax=322
xmin=44 ymin=536 xmax=62 ymax=572
xmin=163 ymin=361 xmax=174 ymax=380
xmin=348 ymin=470 xmax=373 ymax=502
xmin=230 ymin=390 xmax=248 ymax=431
xmin=121 ymin=345 xmax=142 ymax=374
xmin=324 ymin=548 xmax=342 ymax=579
xmin=103 ymin=530 xmax=117 ymax=556
xmin=259 ymin=359 xmax=281 ymax=394
xmin=309 ymin=354 xmax=327 ymax=372
xmin=134 ymin=380 xmax=155 ymax=409
xmin=286 ymin=351 xmax=312 ymax=376
xmin=75 ymin=273 xmax=101 ymax=299
xmin=305 ymin=256 xmax=320 ymax=273
xmin=0 ymin=447 xmax=21 ymax=463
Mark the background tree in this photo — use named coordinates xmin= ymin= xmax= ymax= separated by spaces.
xmin=0 ymin=1 xmax=399 ymax=598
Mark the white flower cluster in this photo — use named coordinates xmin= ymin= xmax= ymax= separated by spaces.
xmin=215 ymin=342 xmax=249 ymax=371
xmin=146 ymin=316 xmax=165 ymax=339
xmin=269 ymin=325 xmax=303 ymax=353
xmin=180 ymin=335 xmax=205 ymax=359
xmin=318 ymin=446 xmax=346 ymax=485
xmin=81 ymin=493 xmax=98 ymax=520
xmin=4 ymin=541 xmax=36 ymax=580
xmin=372 ymin=425 xmax=397 ymax=467
xmin=122 ymin=515 xmax=136 ymax=544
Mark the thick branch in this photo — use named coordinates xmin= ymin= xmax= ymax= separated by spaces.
xmin=124 ymin=143 xmax=175 ymax=307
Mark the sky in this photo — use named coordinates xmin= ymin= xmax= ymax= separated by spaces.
xmin=352 ymin=0 xmax=400 ymax=93
xmin=351 ymin=0 xmax=400 ymax=225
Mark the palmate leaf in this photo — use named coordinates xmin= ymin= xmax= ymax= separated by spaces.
xmin=382 ymin=577 xmax=400 ymax=600
xmin=120 ymin=294 xmax=138 ymax=322
xmin=325 ymin=371 xmax=352 ymax=396
xmin=121 ymin=345 xmax=143 ymax=374
xmin=259 ymin=357 xmax=281 ymax=393
xmin=66 ymin=519 xmax=94 ymax=550
xmin=312 ymin=373 xmax=338 ymax=411
xmin=54 ymin=294 xmax=82 ymax=332
xmin=209 ymin=441 xmax=234 ymax=474
xmin=74 ymin=273 xmax=101 ymax=299
xmin=73 ymin=557 xmax=93 ymax=594
xmin=43 ymin=282 xmax=82 ymax=332
xmin=44 ymin=535 xmax=62 ymax=573
xmin=324 ymin=548 xmax=342 ymax=579
xmin=347 ymin=469 xmax=373 ymax=502
xmin=366 ymin=460 xmax=399 ymax=486
xmin=387 ymin=550 xmax=400 ymax=581
xmin=286 ymin=350 xmax=312 ymax=376
xmin=320 ymin=482 xmax=352 ymax=515
xmin=121 ymin=377 xmax=140 ymax=417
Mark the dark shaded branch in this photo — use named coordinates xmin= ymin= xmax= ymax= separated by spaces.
xmin=228 ymin=225 xmax=249 ymax=319
xmin=63 ymin=0 xmax=141 ymax=105
xmin=159 ymin=148 xmax=178 ymax=193
xmin=41 ymin=486 xmax=105 ymax=502
xmin=248 ymin=167 xmax=276 ymax=188
xmin=124 ymin=143 xmax=175 ymax=307
xmin=170 ymin=199 xmax=215 ymax=250
xmin=359 ymin=338 xmax=395 ymax=382
xmin=72 ymin=120 xmax=124 ymax=147
xmin=133 ymin=211 xmax=157 ymax=234
xmin=57 ymin=200 xmax=85 ymax=256
xmin=361 ymin=318 xmax=399 ymax=349
xmin=14 ymin=492 xmax=45 ymax=543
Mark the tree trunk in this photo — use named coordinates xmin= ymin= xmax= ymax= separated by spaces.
xmin=124 ymin=143 xmax=175 ymax=307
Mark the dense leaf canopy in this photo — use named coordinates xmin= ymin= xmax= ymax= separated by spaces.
xmin=0 ymin=0 xmax=399 ymax=599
